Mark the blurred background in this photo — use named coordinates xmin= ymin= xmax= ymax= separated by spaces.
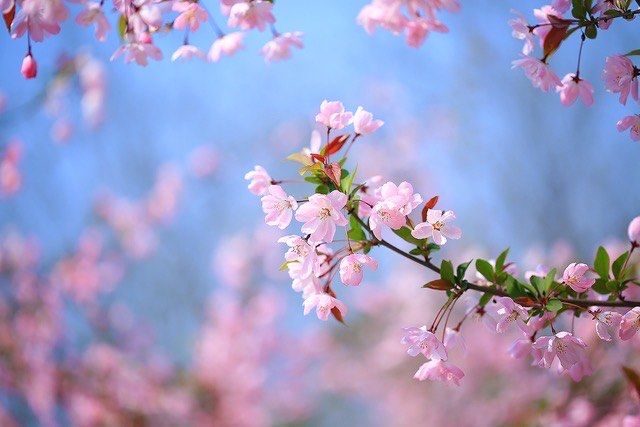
xmin=1 ymin=0 xmax=640 ymax=425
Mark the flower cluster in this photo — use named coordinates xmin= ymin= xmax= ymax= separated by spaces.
xmin=510 ymin=0 xmax=640 ymax=141
xmin=250 ymin=101 xmax=640 ymax=386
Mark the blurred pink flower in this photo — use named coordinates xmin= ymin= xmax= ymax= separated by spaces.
xmin=172 ymin=1 xmax=208 ymax=31
xmin=595 ymin=311 xmax=623 ymax=341
xmin=557 ymin=74 xmax=594 ymax=106
xmin=401 ymin=326 xmax=447 ymax=360
xmin=629 ymin=216 xmax=640 ymax=244
xmin=76 ymin=2 xmax=111 ymax=41
xmin=171 ymin=44 xmax=206 ymax=62
xmin=315 ymin=100 xmax=353 ymax=130
xmin=603 ymin=55 xmax=639 ymax=105
xmin=261 ymin=32 xmax=304 ymax=62
xmin=295 ymin=191 xmax=348 ymax=243
xmin=303 ymin=292 xmax=347 ymax=321
xmin=620 ymin=307 xmax=640 ymax=340
xmin=350 ymin=106 xmax=384 ymax=135
xmin=512 ymin=56 xmax=562 ymax=92
xmin=261 ymin=185 xmax=298 ymax=229
xmin=244 ymin=165 xmax=272 ymax=196
xmin=228 ymin=0 xmax=274 ymax=31
xmin=339 ymin=253 xmax=377 ymax=286
xmin=617 ymin=115 xmax=640 ymax=141
xmin=494 ymin=297 xmax=529 ymax=334
xmin=413 ymin=360 xmax=464 ymax=385
xmin=208 ymin=32 xmax=244 ymax=62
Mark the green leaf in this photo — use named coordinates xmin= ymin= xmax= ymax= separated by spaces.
xmin=594 ymin=246 xmax=610 ymax=279
xmin=592 ymin=278 xmax=610 ymax=295
xmin=541 ymin=268 xmax=557 ymax=293
xmin=606 ymin=280 xmax=619 ymax=293
xmin=476 ymin=259 xmax=494 ymax=281
xmin=315 ymin=184 xmax=329 ymax=194
xmin=340 ymin=166 xmax=357 ymax=193
xmin=392 ymin=227 xmax=424 ymax=246
xmin=118 ymin=15 xmax=127 ymax=39
xmin=546 ymin=299 xmax=563 ymax=312
xmin=347 ymin=215 xmax=366 ymax=241
xmin=625 ymin=49 xmax=640 ymax=56
xmin=585 ymin=24 xmax=597 ymax=39
xmin=495 ymin=248 xmax=510 ymax=273
xmin=456 ymin=261 xmax=471 ymax=281
xmin=440 ymin=260 xmax=455 ymax=284
xmin=478 ymin=292 xmax=492 ymax=307
xmin=612 ymin=251 xmax=630 ymax=279
xmin=304 ymin=175 xmax=324 ymax=184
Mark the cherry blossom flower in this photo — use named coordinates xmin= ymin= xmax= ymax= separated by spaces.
xmin=315 ymin=100 xmax=353 ymax=130
xmin=1 ymin=0 xmax=12 ymax=14
xmin=11 ymin=0 xmax=62 ymax=42
xmin=620 ymin=307 xmax=640 ymax=340
xmin=21 ymin=54 xmax=37 ymax=79
xmin=110 ymin=34 xmax=163 ymax=66
xmin=260 ymin=185 xmax=298 ymax=230
xmin=617 ymin=115 xmax=640 ymax=141
xmin=512 ymin=56 xmax=562 ymax=92
xmin=357 ymin=175 xmax=383 ymax=218
xmin=494 ymin=297 xmax=529 ymax=334
xmin=602 ymin=55 xmax=639 ymax=105
xmin=244 ymin=165 xmax=272 ymax=196
xmin=294 ymin=191 xmax=348 ymax=243
xmin=350 ymin=107 xmax=384 ymax=135
xmin=369 ymin=181 xmax=422 ymax=239
xmin=562 ymin=263 xmax=595 ymax=293
xmin=413 ymin=360 xmax=464 ymax=385
xmin=532 ymin=5 xmax=563 ymax=46
xmin=557 ymin=74 xmax=594 ymax=106
xmin=524 ymin=264 xmax=550 ymax=281
xmin=401 ymin=326 xmax=448 ymax=360
xmin=508 ymin=337 xmax=533 ymax=359
xmin=76 ymin=2 xmax=110 ymax=42
xmin=172 ymin=1 xmax=208 ymax=32
xmin=302 ymin=292 xmax=347 ymax=321
xmin=594 ymin=311 xmax=623 ymax=341
xmin=532 ymin=332 xmax=589 ymax=374
xmin=0 ymin=141 xmax=22 ymax=196
xmin=278 ymin=235 xmax=317 ymax=279
xmin=412 ymin=209 xmax=461 ymax=246
xmin=404 ymin=18 xmax=447 ymax=48
xmin=208 ymin=32 xmax=244 ymax=62
xmin=228 ymin=0 xmax=275 ymax=31
xmin=339 ymin=253 xmax=378 ymax=286
xmin=443 ymin=327 xmax=466 ymax=354
xmin=171 ymin=44 xmax=206 ymax=62
xmin=357 ymin=1 xmax=407 ymax=35
xmin=509 ymin=10 xmax=535 ymax=55
xmin=629 ymin=216 xmax=640 ymax=245
xmin=261 ymin=32 xmax=304 ymax=62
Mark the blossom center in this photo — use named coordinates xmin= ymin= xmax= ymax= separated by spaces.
xmin=318 ymin=207 xmax=332 ymax=219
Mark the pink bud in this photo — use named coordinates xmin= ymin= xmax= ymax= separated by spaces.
xmin=21 ymin=54 xmax=37 ymax=79
xmin=629 ymin=216 xmax=640 ymax=245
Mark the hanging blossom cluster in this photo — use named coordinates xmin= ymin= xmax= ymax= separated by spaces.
xmin=357 ymin=0 xmax=460 ymax=48
xmin=510 ymin=0 xmax=640 ymax=141
xmin=3 ymin=0 xmax=303 ymax=79
xmin=248 ymin=100 xmax=640 ymax=386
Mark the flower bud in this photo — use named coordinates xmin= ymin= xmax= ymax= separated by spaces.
xmin=21 ymin=54 xmax=37 ymax=79
xmin=629 ymin=216 xmax=640 ymax=245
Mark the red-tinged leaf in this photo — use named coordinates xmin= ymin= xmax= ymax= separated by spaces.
xmin=3 ymin=4 xmax=15 ymax=32
xmin=422 ymin=279 xmax=453 ymax=291
xmin=622 ymin=366 xmax=640 ymax=398
xmin=421 ymin=196 xmax=439 ymax=222
xmin=323 ymin=134 xmax=349 ymax=156
xmin=331 ymin=306 xmax=346 ymax=324
xmin=547 ymin=14 xmax=571 ymax=28
xmin=514 ymin=297 xmax=538 ymax=307
xmin=543 ymin=25 xmax=568 ymax=58
xmin=324 ymin=163 xmax=342 ymax=187
xmin=310 ymin=153 xmax=326 ymax=164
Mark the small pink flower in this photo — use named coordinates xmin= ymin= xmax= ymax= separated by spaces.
xmin=228 ymin=0 xmax=274 ymax=31
xmin=11 ymin=0 xmax=62 ymax=42
xmin=508 ymin=337 xmax=533 ymax=359
xmin=413 ymin=360 xmax=464 ymax=386
xmin=315 ymin=100 xmax=353 ymax=130
xmin=110 ymin=34 xmax=163 ymax=66
xmin=260 ymin=185 xmax=297 ymax=230
xmin=602 ymin=55 xmax=639 ymax=105
xmin=562 ymin=263 xmax=595 ymax=293
xmin=557 ymin=74 xmax=594 ymax=106
xmin=412 ymin=209 xmax=461 ymax=245
xmin=532 ymin=332 xmax=588 ymax=373
xmin=620 ymin=307 xmax=640 ymax=340
xmin=443 ymin=327 xmax=466 ymax=354
xmin=401 ymin=326 xmax=448 ymax=360
xmin=617 ymin=115 xmax=640 ymax=141
xmin=261 ymin=31 xmax=304 ymax=62
xmin=76 ymin=2 xmax=111 ymax=42
xmin=509 ymin=10 xmax=534 ymax=55
xmin=172 ymin=1 xmax=208 ymax=32
xmin=244 ymin=165 xmax=272 ymax=195
xmin=171 ymin=44 xmax=206 ymax=62
xmin=294 ymin=191 xmax=348 ymax=243
xmin=369 ymin=181 xmax=422 ymax=239
xmin=339 ymin=253 xmax=377 ymax=286
xmin=494 ymin=297 xmax=529 ymax=334
xmin=278 ymin=235 xmax=317 ymax=279
xmin=21 ymin=54 xmax=37 ymax=79
xmin=525 ymin=264 xmax=550 ymax=281
xmin=629 ymin=216 xmax=640 ymax=245
xmin=302 ymin=292 xmax=347 ymax=321
xmin=208 ymin=32 xmax=244 ymax=62
xmin=512 ymin=56 xmax=562 ymax=92
xmin=350 ymin=106 xmax=384 ymax=135
xmin=595 ymin=311 xmax=623 ymax=341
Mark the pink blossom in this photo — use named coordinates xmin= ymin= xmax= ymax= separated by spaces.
xmin=208 ymin=32 xmax=244 ymax=62
xmin=356 ymin=175 xmax=383 ymax=218
xmin=171 ymin=45 xmax=206 ymax=62
xmin=76 ymin=2 xmax=110 ymax=42
xmin=0 ymin=0 xmax=12 ymax=14
xmin=403 ymin=18 xmax=448 ymax=48
xmin=557 ymin=74 xmax=594 ymax=106
xmin=595 ymin=311 xmax=623 ymax=341
xmin=629 ymin=216 xmax=640 ymax=244
xmin=350 ymin=106 xmax=384 ymax=135
xmin=244 ymin=165 xmax=272 ymax=196
xmin=532 ymin=5 xmax=563 ymax=46
xmin=228 ymin=0 xmax=275 ymax=31
xmin=11 ymin=0 xmax=62 ymax=42
xmin=512 ymin=56 xmax=562 ymax=92
xmin=172 ymin=1 xmax=208 ymax=32
xmin=524 ymin=264 xmax=550 ymax=281
xmin=261 ymin=32 xmax=304 ymax=63
xmin=356 ymin=2 xmax=407 ymax=35
xmin=412 ymin=209 xmax=461 ymax=245
xmin=315 ymin=100 xmax=353 ymax=130
xmin=110 ymin=34 xmax=163 ymax=66
xmin=278 ymin=235 xmax=317 ymax=279
xmin=413 ymin=360 xmax=464 ymax=386
xmin=260 ymin=185 xmax=297 ymax=230
xmin=0 ymin=140 xmax=22 ymax=196
xmin=617 ymin=115 xmax=640 ymax=141
xmin=533 ymin=332 xmax=589 ymax=374
xmin=602 ymin=55 xmax=639 ymax=105
xmin=401 ymin=326 xmax=448 ymax=360
xmin=509 ymin=10 xmax=534 ymax=55
xmin=302 ymin=292 xmax=347 ymax=321
xmin=21 ymin=54 xmax=37 ymax=79
xmin=443 ymin=327 xmax=466 ymax=354
xmin=369 ymin=181 xmax=422 ymax=239
xmin=494 ymin=297 xmax=529 ymax=334
xmin=339 ymin=253 xmax=378 ymax=286
xmin=620 ymin=307 xmax=640 ymax=340
xmin=294 ymin=191 xmax=348 ymax=243
xmin=562 ymin=263 xmax=595 ymax=293
xmin=508 ymin=337 xmax=533 ymax=359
